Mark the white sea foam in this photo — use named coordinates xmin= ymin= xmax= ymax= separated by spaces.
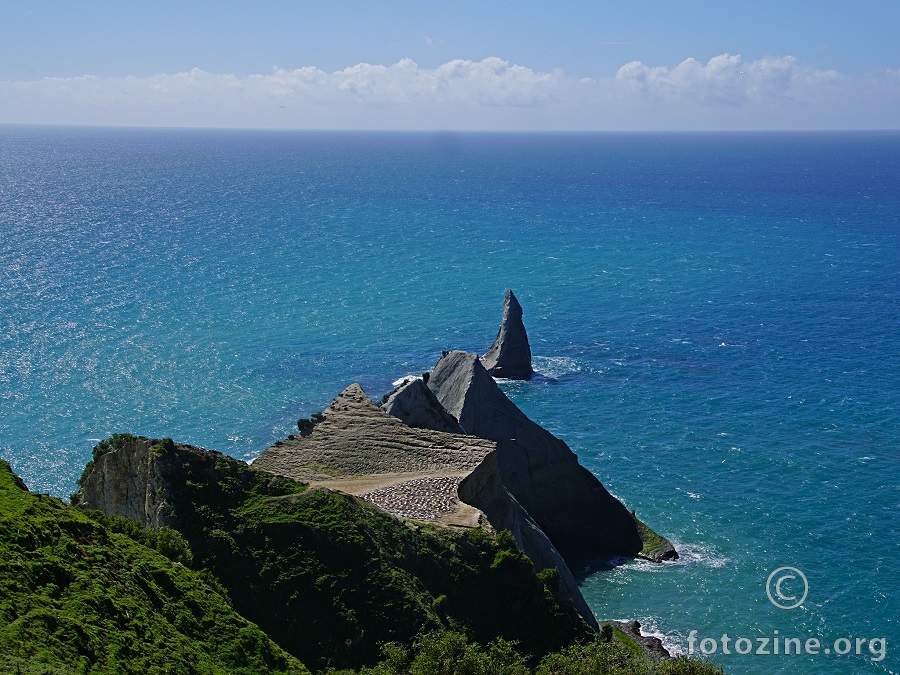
xmin=675 ymin=487 xmax=702 ymax=499
xmin=668 ymin=540 xmax=729 ymax=569
xmin=655 ymin=628 xmax=689 ymax=657
xmin=391 ymin=374 xmax=422 ymax=387
xmin=633 ymin=616 xmax=685 ymax=657
xmin=531 ymin=355 xmax=582 ymax=379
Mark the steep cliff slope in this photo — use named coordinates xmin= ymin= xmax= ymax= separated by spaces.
xmin=0 ymin=459 xmax=308 ymax=675
xmin=381 ymin=377 xmax=464 ymax=434
xmin=75 ymin=438 xmax=594 ymax=672
xmin=254 ymin=382 xmax=598 ymax=626
xmin=429 ymin=350 xmax=677 ymax=562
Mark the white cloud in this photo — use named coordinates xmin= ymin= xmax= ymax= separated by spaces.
xmin=0 ymin=55 xmax=894 ymax=130
xmin=614 ymin=54 xmax=842 ymax=106
xmin=253 ymin=57 xmax=563 ymax=107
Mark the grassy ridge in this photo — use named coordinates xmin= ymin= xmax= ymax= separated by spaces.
xmin=135 ymin=442 xmax=592 ymax=671
xmin=0 ymin=459 xmax=308 ymax=675
xmin=3 ymin=439 xmax=723 ymax=674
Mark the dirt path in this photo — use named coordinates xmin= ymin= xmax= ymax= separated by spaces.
xmin=311 ymin=471 xmax=483 ymax=527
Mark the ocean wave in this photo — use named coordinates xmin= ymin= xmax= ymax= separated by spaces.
xmin=391 ymin=374 xmax=423 ymax=387
xmin=601 ymin=616 xmax=684 ymax=657
xmin=675 ymin=486 xmax=703 ymax=500
xmin=635 ymin=617 xmax=685 ymax=657
xmin=531 ymin=355 xmax=582 ymax=379
xmin=668 ymin=540 xmax=729 ymax=569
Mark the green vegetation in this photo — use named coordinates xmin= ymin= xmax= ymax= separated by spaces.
xmin=3 ymin=436 xmax=724 ymax=675
xmin=609 ymin=626 xmax=646 ymax=660
xmin=634 ymin=517 xmax=672 ymax=560
xmin=321 ymin=630 xmax=723 ymax=675
xmin=0 ymin=459 xmax=308 ymax=674
xmin=99 ymin=514 xmax=193 ymax=566
xmin=148 ymin=437 xmax=176 ymax=456
xmin=139 ymin=442 xmax=591 ymax=671
xmin=536 ymin=567 xmax=561 ymax=593
xmin=297 ymin=412 xmax=325 ymax=434
xmin=533 ymin=635 xmax=723 ymax=675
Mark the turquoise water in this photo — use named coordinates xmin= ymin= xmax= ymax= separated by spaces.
xmin=1 ymin=127 xmax=898 ymax=673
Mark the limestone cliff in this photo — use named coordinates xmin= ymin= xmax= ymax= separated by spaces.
xmin=481 ymin=289 xmax=534 ymax=379
xmin=429 ymin=350 xmax=677 ymax=561
xmin=380 ymin=377 xmax=464 ymax=434
xmin=73 ymin=436 xmax=178 ymax=529
xmin=458 ymin=451 xmax=597 ymax=629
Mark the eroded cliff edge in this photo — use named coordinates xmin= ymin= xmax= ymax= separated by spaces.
xmin=252 ymin=381 xmax=595 ymax=627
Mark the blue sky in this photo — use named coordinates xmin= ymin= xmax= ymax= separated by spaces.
xmin=1 ymin=1 xmax=898 ymax=130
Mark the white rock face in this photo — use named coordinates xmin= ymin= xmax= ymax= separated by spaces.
xmin=75 ymin=437 xmax=176 ymax=529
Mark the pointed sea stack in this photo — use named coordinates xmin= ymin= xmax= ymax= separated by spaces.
xmin=481 ymin=289 xmax=534 ymax=380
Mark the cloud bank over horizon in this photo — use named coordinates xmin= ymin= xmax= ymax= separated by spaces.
xmin=1 ymin=54 xmax=897 ymax=131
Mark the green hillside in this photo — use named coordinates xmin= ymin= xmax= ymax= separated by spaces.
xmin=0 ymin=459 xmax=308 ymax=675
xmin=100 ymin=441 xmax=592 ymax=671
xmin=1 ymin=440 xmax=723 ymax=675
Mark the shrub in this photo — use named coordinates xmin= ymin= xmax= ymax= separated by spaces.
xmin=537 ymin=567 xmax=560 ymax=593
xmin=495 ymin=529 xmax=517 ymax=552
xmin=149 ymin=438 xmax=176 ymax=455
xmin=297 ymin=412 xmax=325 ymax=434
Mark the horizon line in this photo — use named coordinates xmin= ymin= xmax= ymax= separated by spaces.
xmin=3 ymin=122 xmax=899 ymax=135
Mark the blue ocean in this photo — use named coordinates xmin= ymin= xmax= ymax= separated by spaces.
xmin=1 ymin=127 xmax=897 ymax=674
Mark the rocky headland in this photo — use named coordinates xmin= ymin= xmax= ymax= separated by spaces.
xmin=250 ymin=289 xmax=676 ymax=627
xmin=71 ymin=436 xmax=596 ymax=671
xmin=58 ymin=289 xmax=687 ymax=673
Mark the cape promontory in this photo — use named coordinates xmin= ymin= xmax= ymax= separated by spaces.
xmin=24 ymin=289 xmax=691 ymax=674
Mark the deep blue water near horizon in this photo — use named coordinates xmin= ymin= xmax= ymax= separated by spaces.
xmin=1 ymin=126 xmax=898 ymax=674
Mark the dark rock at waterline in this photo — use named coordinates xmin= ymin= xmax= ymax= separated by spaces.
xmin=458 ymin=450 xmax=598 ymax=629
xmin=607 ymin=620 xmax=671 ymax=662
xmin=428 ymin=350 xmax=651 ymax=557
xmin=481 ymin=289 xmax=534 ymax=380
